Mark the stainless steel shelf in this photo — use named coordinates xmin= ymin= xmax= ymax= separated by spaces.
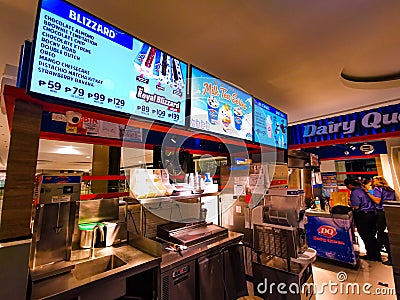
xmin=124 ymin=192 xmax=220 ymax=205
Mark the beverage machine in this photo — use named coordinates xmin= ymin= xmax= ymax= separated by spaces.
xmin=29 ymin=175 xmax=81 ymax=275
xmin=251 ymin=189 xmax=316 ymax=300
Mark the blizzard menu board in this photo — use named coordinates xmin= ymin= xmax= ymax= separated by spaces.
xmin=28 ymin=0 xmax=187 ymax=126
xmin=253 ymin=98 xmax=287 ymax=149
xmin=190 ymin=67 xmax=253 ymax=141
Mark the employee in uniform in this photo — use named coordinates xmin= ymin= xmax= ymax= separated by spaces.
xmin=344 ymin=178 xmax=381 ymax=261
xmin=363 ymin=176 xmax=396 ymax=266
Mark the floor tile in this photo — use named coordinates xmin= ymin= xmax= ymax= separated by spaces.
xmin=312 ymin=257 xmax=396 ymax=300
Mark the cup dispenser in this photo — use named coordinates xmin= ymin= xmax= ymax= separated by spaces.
xmin=29 ymin=175 xmax=81 ymax=270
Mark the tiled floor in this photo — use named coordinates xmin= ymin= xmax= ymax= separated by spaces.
xmin=312 ymin=257 xmax=396 ymax=299
xmin=246 ymin=234 xmax=396 ymax=299
xmin=246 ymin=257 xmax=396 ymax=299
xmin=245 ymin=232 xmax=397 ymax=299
xmin=311 ymin=230 xmax=396 ymax=299
xmin=312 ymin=231 xmax=395 ymax=299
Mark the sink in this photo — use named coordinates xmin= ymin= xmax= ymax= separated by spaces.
xmin=72 ymin=255 xmax=127 ymax=280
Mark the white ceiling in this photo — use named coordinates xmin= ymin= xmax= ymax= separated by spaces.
xmin=1 ymin=0 xmax=400 ymax=169
xmin=37 ymin=139 xmax=93 ymax=171
xmin=2 ymin=0 xmax=400 ymax=123
xmin=36 ymin=140 xmax=153 ymax=171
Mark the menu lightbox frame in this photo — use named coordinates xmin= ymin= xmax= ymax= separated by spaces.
xmin=27 ymin=0 xmax=188 ymax=127
xmin=253 ymin=97 xmax=288 ymax=149
xmin=189 ymin=65 xmax=253 ymax=142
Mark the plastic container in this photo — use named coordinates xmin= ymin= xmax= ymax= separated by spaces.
xmin=314 ymin=197 xmax=321 ymax=211
xmin=78 ymin=222 xmax=103 ymax=249
xmin=102 ymin=222 xmax=119 ymax=247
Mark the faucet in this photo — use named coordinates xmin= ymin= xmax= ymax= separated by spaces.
xmin=90 ymin=224 xmax=104 ymax=259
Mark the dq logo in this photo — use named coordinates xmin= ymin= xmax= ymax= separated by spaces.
xmin=317 ymin=225 xmax=337 ymax=238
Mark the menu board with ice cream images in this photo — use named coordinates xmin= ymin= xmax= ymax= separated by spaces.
xmin=190 ymin=67 xmax=253 ymax=141
xmin=132 ymin=42 xmax=187 ymax=125
xmin=28 ymin=0 xmax=187 ymax=126
xmin=253 ymin=98 xmax=287 ymax=149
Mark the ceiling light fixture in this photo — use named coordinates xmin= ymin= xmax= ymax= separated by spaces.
xmin=341 ymin=70 xmax=400 ymax=89
xmin=55 ymin=146 xmax=82 ymax=155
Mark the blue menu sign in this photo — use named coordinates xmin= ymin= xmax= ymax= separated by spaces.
xmin=28 ymin=0 xmax=187 ymax=126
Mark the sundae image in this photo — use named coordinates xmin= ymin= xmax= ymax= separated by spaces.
xmin=207 ymin=96 xmax=220 ymax=125
xmin=275 ymin=123 xmax=280 ymax=134
xmin=233 ymin=107 xmax=244 ymax=130
xmin=220 ymin=104 xmax=232 ymax=132
xmin=280 ymin=123 xmax=286 ymax=134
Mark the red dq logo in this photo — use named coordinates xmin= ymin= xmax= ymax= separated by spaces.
xmin=317 ymin=226 xmax=337 ymax=238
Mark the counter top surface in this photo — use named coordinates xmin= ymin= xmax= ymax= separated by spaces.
xmin=123 ymin=191 xmax=220 ymax=205
xmin=305 ymin=208 xmax=352 ymax=220
xmin=160 ymin=231 xmax=243 ymax=271
xmin=31 ymin=244 xmax=160 ymax=300
xmin=31 ymin=231 xmax=243 ymax=298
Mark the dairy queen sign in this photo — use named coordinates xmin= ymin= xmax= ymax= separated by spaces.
xmin=317 ymin=225 xmax=337 ymax=238
xmin=288 ymin=102 xmax=400 ymax=147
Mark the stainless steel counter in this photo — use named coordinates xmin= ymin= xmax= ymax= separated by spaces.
xmin=31 ymin=244 xmax=160 ymax=300
xmin=31 ymin=230 xmax=243 ymax=299
xmin=160 ymin=231 xmax=243 ymax=272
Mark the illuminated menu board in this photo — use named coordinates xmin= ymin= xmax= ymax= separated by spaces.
xmin=253 ymin=98 xmax=287 ymax=149
xmin=28 ymin=0 xmax=187 ymax=126
xmin=190 ymin=67 xmax=253 ymax=141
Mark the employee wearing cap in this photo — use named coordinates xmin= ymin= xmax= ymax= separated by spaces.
xmin=344 ymin=178 xmax=380 ymax=262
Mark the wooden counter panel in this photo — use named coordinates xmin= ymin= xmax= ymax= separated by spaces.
xmin=0 ymin=100 xmax=42 ymax=241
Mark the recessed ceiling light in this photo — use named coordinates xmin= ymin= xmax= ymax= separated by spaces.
xmin=55 ymin=146 xmax=82 ymax=155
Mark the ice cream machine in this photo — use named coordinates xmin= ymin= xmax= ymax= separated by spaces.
xmin=29 ymin=175 xmax=81 ymax=269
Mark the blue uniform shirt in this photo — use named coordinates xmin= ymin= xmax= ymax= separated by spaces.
xmin=373 ymin=187 xmax=396 ymax=210
xmin=350 ymin=187 xmax=375 ymax=212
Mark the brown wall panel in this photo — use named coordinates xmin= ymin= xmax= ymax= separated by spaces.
xmin=0 ymin=100 xmax=42 ymax=241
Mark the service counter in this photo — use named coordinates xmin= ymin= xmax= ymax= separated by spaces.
xmin=30 ymin=230 xmax=243 ymax=300
xmin=305 ymin=209 xmax=358 ymax=266
xmin=30 ymin=244 xmax=160 ymax=300
xmin=130 ymin=230 xmax=244 ymax=300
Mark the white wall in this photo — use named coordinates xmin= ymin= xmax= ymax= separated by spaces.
xmin=385 ymin=138 xmax=400 ymax=199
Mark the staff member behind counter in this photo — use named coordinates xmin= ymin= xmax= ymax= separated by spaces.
xmin=363 ymin=176 xmax=396 ymax=266
xmin=344 ymin=178 xmax=381 ymax=262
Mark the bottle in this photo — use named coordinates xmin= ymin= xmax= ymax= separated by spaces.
xmin=194 ymin=173 xmax=201 ymax=190
xmin=315 ymin=197 xmax=321 ymax=211
xmin=189 ymin=173 xmax=194 ymax=187
xmin=324 ymin=199 xmax=330 ymax=212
